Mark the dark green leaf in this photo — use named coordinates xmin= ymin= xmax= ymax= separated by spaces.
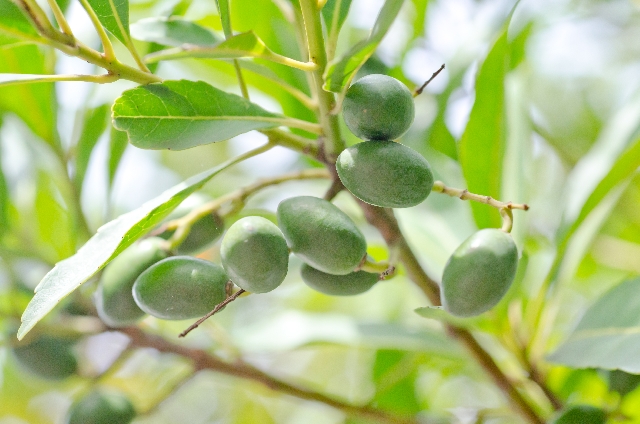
xmin=18 ymin=150 xmax=265 ymax=339
xmin=323 ymin=0 xmax=404 ymax=93
xmin=85 ymin=0 xmax=130 ymax=45
xmin=607 ymin=369 xmax=640 ymax=397
xmin=107 ymin=128 xmax=128 ymax=193
xmin=458 ymin=31 xmax=508 ymax=229
xmin=0 ymin=0 xmax=39 ymax=38
xmin=548 ymin=278 xmax=640 ymax=372
xmin=130 ymin=17 xmax=220 ymax=47
xmin=112 ymin=79 xmax=282 ymax=150
xmin=74 ymin=104 xmax=110 ymax=193
xmin=322 ymin=0 xmax=352 ymax=49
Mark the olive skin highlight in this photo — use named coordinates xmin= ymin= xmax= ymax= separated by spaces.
xmin=336 ymin=141 xmax=434 ymax=208
xmin=277 ymin=196 xmax=366 ymax=275
xmin=221 ymin=216 xmax=289 ymax=293
xmin=442 ymin=229 xmax=518 ymax=317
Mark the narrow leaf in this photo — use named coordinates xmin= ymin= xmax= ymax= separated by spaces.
xmin=548 ymin=278 xmax=640 ymax=373
xmin=112 ymin=79 xmax=281 ymax=150
xmin=0 ymin=0 xmax=40 ymax=38
xmin=130 ymin=17 xmax=220 ymax=47
xmin=0 ymin=131 xmax=9 ymax=237
xmin=145 ymin=31 xmax=293 ymax=66
xmin=34 ymin=172 xmax=75 ymax=262
xmin=215 ymin=0 xmax=232 ymax=38
xmin=323 ymin=0 xmax=404 ymax=93
xmin=458 ymin=32 xmax=508 ymax=229
xmin=85 ymin=0 xmax=130 ymax=45
xmin=74 ymin=104 xmax=110 ymax=193
xmin=322 ymin=0 xmax=352 ymax=41
xmin=107 ymin=128 xmax=127 ymax=193
xmin=19 ymin=145 xmax=270 ymax=340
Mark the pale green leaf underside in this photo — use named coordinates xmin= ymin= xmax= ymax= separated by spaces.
xmin=130 ymin=17 xmax=220 ymax=47
xmin=18 ymin=158 xmax=247 ymax=340
xmin=112 ymin=79 xmax=280 ymax=150
xmin=548 ymin=278 xmax=640 ymax=373
xmin=86 ymin=0 xmax=130 ymax=45
xmin=323 ymin=0 xmax=404 ymax=93
xmin=145 ymin=31 xmax=285 ymax=65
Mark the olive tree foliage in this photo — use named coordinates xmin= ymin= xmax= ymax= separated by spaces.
xmin=0 ymin=0 xmax=639 ymax=422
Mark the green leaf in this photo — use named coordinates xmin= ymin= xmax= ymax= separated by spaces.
xmin=0 ymin=44 xmax=57 ymax=147
xmin=322 ymin=0 xmax=352 ymax=55
xmin=107 ymin=128 xmax=128 ymax=194
xmin=0 ymin=128 xmax=9 ymax=237
xmin=74 ymin=104 xmax=110 ymax=193
xmin=34 ymin=172 xmax=75 ymax=262
xmin=215 ymin=0 xmax=232 ymax=38
xmin=415 ymin=306 xmax=480 ymax=329
xmin=458 ymin=31 xmax=508 ymax=230
xmin=323 ymin=0 xmax=404 ymax=93
xmin=130 ymin=17 xmax=220 ymax=47
xmin=371 ymin=350 xmax=420 ymax=415
xmin=548 ymin=278 xmax=640 ymax=373
xmin=0 ymin=0 xmax=40 ymax=39
xmin=145 ymin=31 xmax=301 ymax=67
xmin=18 ymin=145 xmax=271 ymax=340
xmin=85 ymin=0 xmax=130 ymax=45
xmin=112 ymin=79 xmax=282 ymax=150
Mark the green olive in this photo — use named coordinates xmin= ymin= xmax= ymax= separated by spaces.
xmin=95 ymin=237 xmax=168 ymax=327
xmin=157 ymin=193 xmax=224 ymax=254
xmin=277 ymin=196 xmax=366 ymax=275
xmin=221 ymin=216 xmax=289 ymax=293
xmin=550 ymin=405 xmax=606 ymax=424
xmin=342 ymin=74 xmax=414 ymax=141
xmin=300 ymin=263 xmax=379 ymax=296
xmin=67 ymin=389 xmax=136 ymax=424
xmin=336 ymin=141 xmax=434 ymax=208
xmin=132 ymin=256 xmax=228 ymax=320
xmin=12 ymin=335 xmax=78 ymax=380
xmin=442 ymin=229 xmax=518 ymax=317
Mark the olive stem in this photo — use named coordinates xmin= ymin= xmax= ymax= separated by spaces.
xmin=45 ymin=0 xmax=74 ymax=37
xmin=413 ymin=64 xmax=445 ymax=97
xmin=122 ymin=326 xmax=419 ymax=424
xmin=358 ymin=257 xmax=390 ymax=273
xmin=432 ymin=180 xmax=529 ymax=211
xmin=500 ymin=207 xmax=514 ymax=233
xmin=179 ymin=288 xmax=246 ymax=338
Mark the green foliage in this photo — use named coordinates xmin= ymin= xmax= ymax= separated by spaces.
xmin=550 ymin=405 xmax=606 ymax=424
xmin=300 ymin=263 xmax=378 ymax=296
xmin=607 ymin=369 xmax=640 ymax=397
xmin=12 ymin=335 xmax=78 ymax=380
xmin=442 ymin=229 xmax=518 ymax=317
xmin=130 ymin=17 xmax=220 ymax=47
xmin=342 ymin=74 xmax=414 ymax=140
xmin=85 ymin=0 xmax=131 ymax=46
xmin=132 ymin=256 xmax=228 ymax=320
xmin=336 ymin=141 xmax=433 ymax=208
xmin=95 ymin=237 xmax=168 ymax=327
xmin=220 ymin=216 xmax=289 ymax=293
xmin=67 ymin=389 xmax=136 ymax=424
xmin=277 ymin=196 xmax=366 ymax=275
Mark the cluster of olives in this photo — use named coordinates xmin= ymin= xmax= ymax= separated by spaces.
xmin=339 ymin=74 xmax=518 ymax=317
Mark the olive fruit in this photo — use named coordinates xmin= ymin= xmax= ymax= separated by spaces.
xmin=158 ymin=193 xmax=224 ymax=254
xmin=12 ymin=335 xmax=77 ymax=379
xmin=67 ymin=389 xmax=136 ymax=424
xmin=221 ymin=216 xmax=289 ymax=293
xmin=132 ymin=256 xmax=228 ymax=320
xmin=342 ymin=74 xmax=414 ymax=140
xmin=277 ymin=196 xmax=366 ymax=275
xmin=300 ymin=263 xmax=379 ymax=296
xmin=336 ymin=141 xmax=434 ymax=208
xmin=442 ymin=229 xmax=518 ymax=317
xmin=550 ymin=405 xmax=606 ymax=424
xmin=95 ymin=237 xmax=168 ymax=327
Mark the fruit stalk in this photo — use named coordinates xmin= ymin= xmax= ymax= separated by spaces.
xmin=432 ymin=180 xmax=529 ymax=211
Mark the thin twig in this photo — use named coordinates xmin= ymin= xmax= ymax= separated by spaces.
xmin=121 ymin=327 xmax=418 ymax=424
xmin=414 ymin=64 xmax=445 ymax=96
xmin=179 ymin=289 xmax=245 ymax=338
xmin=432 ymin=180 xmax=529 ymax=211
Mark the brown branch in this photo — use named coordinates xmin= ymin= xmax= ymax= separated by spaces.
xmin=357 ymin=202 xmax=545 ymax=424
xmin=414 ymin=64 xmax=445 ymax=96
xmin=179 ymin=288 xmax=245 ymax=338
xmin=120 ymin=327 xmax=418 ymax=424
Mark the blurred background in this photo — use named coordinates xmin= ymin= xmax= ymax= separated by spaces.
xmin=1 ymin=0 xmax=640 ymax=422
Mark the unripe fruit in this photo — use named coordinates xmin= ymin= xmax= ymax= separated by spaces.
xmin=158 ymin=193 xmax=224 ymax=254
xmin=221 ymin=216 xmax=289 ymax=293
xmin=342 ymin=74 xmax=414 ymax=140
xmin=336 ymin=141 xmax=434 ymax=208
xmin=95 ymin=237 xmax=168 ymax=327
xmin=442 ymin=229 xmax=518 ymax=317
xmin=300 ymin=263 xmax=379 ymax=296
xmin=67 ymin=389 xmax=136 ymax=424
xmin=277 ymin=196 xmax=366 ymax=275
xmin=133 ymin=256 xmax=228 ymax=320
xmin=550 ymin=405 xmax=606 ymax=424
xmin=12 ymin=336 xmax=77 ymax=379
